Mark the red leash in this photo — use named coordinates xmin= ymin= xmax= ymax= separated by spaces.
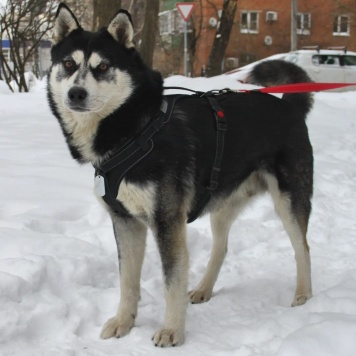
xmin=240 ymin=82 xmax=356 ymax=94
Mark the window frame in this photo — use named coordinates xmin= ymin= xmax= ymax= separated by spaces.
xmin=159 ymin=9 xmax=184 ymax=36
xmin=297 ymin=13 xmax=311 ymax=35
xmin=240 ymin=11 xmax=259 ymax=34
xmin=333 ymin=15 xmax=350 ymax=36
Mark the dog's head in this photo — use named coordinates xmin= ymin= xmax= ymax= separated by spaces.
xmin=48 ymin=3 xmax=139 ymax=119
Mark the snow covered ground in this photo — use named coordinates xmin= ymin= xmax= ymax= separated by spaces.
xmin=0 ymin=75 xmax=356 ymax=355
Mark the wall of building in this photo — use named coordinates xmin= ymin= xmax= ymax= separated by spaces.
xmin=155 ymin=0 xmax=356 ymax=77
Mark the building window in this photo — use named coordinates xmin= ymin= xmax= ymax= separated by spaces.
xmin=159 ymin=9 xmax=184 ymax=36
xmin=1 ymin=48 xmax=11 ymax=62
xmin=159 ymin=10 xmax=173 ymax=35
xmin=240 ymin=11 xmax=259 ymax=34
xmin=297 ymin=13 xmax=311 ymax=35
xmin=333 ymin=15 xmax=350 ymax=36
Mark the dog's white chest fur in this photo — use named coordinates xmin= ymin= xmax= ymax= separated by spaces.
xmin=116 ymin=180 xmax=156 ymax=218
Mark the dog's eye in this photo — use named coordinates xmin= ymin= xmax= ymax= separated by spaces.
xmin=99 ymin=63 xmax=109 ymax=72
xmin=64 ymin=60 xmax=75 ymax=69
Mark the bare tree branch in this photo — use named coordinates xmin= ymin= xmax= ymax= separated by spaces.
xmin=0 ymin=0 xmax=57 ymax=92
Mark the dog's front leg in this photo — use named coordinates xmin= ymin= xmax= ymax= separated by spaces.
xmin=152 ymin=214 xmax=189 ymax=347
xmin=100 ymin=215 xmax=147 ymax=339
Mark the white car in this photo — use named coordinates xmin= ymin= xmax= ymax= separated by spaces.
xmin=284 ymin=47 xmax=356 ymax=83
xmin=226 ymin=48 xmax=356 ymax=85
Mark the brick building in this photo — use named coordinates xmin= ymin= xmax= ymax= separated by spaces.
xmin=157 ymin=0 xmax=356 ymax=76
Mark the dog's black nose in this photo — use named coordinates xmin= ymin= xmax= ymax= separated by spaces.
xmin=68 ymin=87 xmax=88 ymax=103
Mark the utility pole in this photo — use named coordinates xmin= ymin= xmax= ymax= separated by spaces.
xmin=291 ymin=0 xmax=298 ymax=51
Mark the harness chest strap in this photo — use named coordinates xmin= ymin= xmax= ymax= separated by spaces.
xmin=94 ymin=91 xmax=229 ymax=223
xmin=94 ymin=96 xmax=179 ymax=217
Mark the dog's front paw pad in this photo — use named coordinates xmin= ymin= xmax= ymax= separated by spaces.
xmin=100 ymin=316 xmax=134 ymax=339
xmin=152 ymin=328 xmax=184 ymax=347
xmin=189 ymin=288 xmax=212 ymax=304
xmin=292 ymin=294 xmax=312 ymax=307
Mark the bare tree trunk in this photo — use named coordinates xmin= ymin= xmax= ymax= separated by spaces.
xmin=206 ymin=0 xmax=237 ymax=77
xmin=138 ymin=0 xmax=159 ymax=68
xmin=190 ymin=0 xmax=204 ymax=75
xmin=93 ymin=0 xmax=122 ymax=31
xmin=291 ymin=0 xmax=298 ymax=51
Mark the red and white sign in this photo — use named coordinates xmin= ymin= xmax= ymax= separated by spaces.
xmin=176 ymin=2 xmax=195 ymax=22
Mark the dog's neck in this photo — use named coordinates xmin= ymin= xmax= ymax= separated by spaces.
xmin=57 ymin=79 xmax=163 ymax=166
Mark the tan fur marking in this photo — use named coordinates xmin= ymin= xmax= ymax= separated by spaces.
xmin=117 ymin=180 xmax=156 ymax=219
xmin=71 ymin=50 xmax=84 ymax=65
xmin=88 ymin=52 xmax=104 ymax=69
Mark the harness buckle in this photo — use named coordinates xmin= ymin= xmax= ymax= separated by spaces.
xmin=217 ymin=121 xmax=227 ymax=131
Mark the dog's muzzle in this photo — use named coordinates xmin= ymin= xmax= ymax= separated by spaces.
xmin=67 ymin=86 xmax=89 ymax=111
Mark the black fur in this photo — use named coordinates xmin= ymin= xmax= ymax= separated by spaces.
xmin=247 ymin=59 xmax=314 ymax=115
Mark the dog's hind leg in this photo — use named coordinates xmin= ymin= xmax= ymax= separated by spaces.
xmin=264 ymin=172 xmax=312 ymax=307
xmin=100 ymin=215 xmax=147 ymax=339
xmin=152 ymin=212 xmax=189 ymax=347
xmin=189 ymin=196 xmax=249 ymax=304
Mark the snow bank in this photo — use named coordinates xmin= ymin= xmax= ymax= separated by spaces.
xmin=0 ymin=78 xmax=355 ymax=355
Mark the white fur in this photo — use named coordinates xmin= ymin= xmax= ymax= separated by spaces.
xmin=101 ymin=217 xmax=147 ymax=339
xmin=88 ymin=53 xmax=105 ymax=69
xmin=71 ymin=50 xmax=84 ymax=66
xmin=263 ymin=173 xmax=312 ymax=306
xmin=49 ymin=51 xmax=134 ymax=164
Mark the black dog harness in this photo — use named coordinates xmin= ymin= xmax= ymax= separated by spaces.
xmin=94 ymin=89 xmax=229 ymax=223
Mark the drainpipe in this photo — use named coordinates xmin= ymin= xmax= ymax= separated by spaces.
xmin=291 ymin=0 xmax=298 ymax=51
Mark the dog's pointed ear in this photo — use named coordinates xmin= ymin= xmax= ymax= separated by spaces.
xmin=52 ymin=3 xmax=81 ymax=45
xmin=107 ymin=10 xmax=135 ymax=48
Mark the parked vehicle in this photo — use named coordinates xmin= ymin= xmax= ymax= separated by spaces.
xmin=226 ymin=47 xmax=356 ymax=86
xmin=284 ymin=47 xmax=356 ymax=83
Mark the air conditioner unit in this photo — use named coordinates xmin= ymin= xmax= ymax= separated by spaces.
xmin=264 ymin=36 xmax=273 ymax=46
xmin=226 ymin=57 xmax=239 ymax=68
xmin=209 ymin=17 xmax=218 ymax=27
xmin=266 ymin=11 xmax=278 ymax=22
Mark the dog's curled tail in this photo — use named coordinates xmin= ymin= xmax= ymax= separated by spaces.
xmin=247 ymin=59 xmax=314 ymax=118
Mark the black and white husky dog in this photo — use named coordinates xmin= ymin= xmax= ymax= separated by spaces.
xmin=48 ymin=3 xmax=314 ymax=347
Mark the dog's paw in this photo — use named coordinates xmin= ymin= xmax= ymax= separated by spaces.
xmin=152 ymin=328 xmax=184 ymax=347
xmin=188 ymin=288 xmax=212 ymax=304
xmin=100 ymin=315 xmax=135 ymax=339
xmin=291 ymin=293 xmax=312 ymax=307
